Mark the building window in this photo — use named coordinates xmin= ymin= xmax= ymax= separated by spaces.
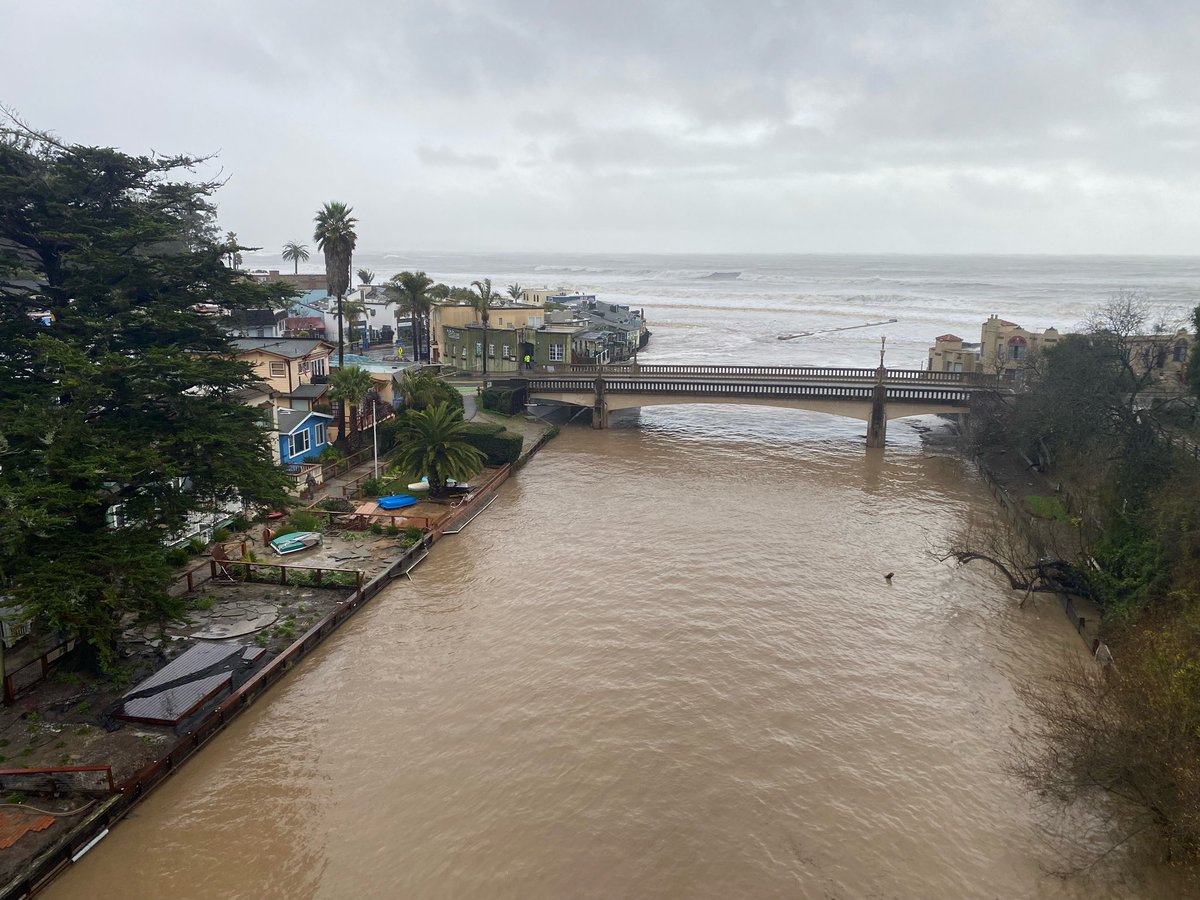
xmin=549 ymin=343 xmax=564 ymax=362
xmin=1175 ymin=340 xmax=1188 ymax=363
xmin=502 ymin=344 xmax=511 ymax=359
xmin=488 ymin=343 xmax=495 ymax=358
xmin=292 ymin=429 xmax=311 ymax=456
xmin=1007 ymin=336 xmax=1027 ymax=360
xmin=269 ymin=361 xmax=286 ymax=377
xmin=315 ymin=423 xmax=327 ymax=446
xmin=475 ymin=342 xmax=483 ymax=356
xmin=311 ymin=357 xmax=326 ymax=376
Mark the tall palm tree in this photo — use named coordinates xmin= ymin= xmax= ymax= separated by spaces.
xmin=389 ymin=403 xmax=484 ymax=499
xmin=282 ymin=241 xmax=310 ymax=274
xmin=389 ymin=271 xmax=434 ymax=361
xmin=470 ymin=278 xmax=500 ymax=375
xmin=329 ymin=364 xmax=374 ymax=449
xmin=314 ymin=202 xmax=358 ymax=440
xmin=506 ymin=282 xmax=524 ymax=302
xmin=313 ymin=202 xmax=358 ymax=369
xmin=356 ymin=268 xmax=375 ymax=285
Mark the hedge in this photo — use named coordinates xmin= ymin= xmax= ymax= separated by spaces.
xmin=461 ymin=422 xmax=523 ymax=466
xmin=481 ymin=387 xmax=525 ymax=415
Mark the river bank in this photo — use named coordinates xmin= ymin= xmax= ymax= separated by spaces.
xmin=0 ymin=416 xmax=559 ymax=898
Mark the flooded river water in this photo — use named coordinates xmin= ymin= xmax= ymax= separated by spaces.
xmin=47 ymin=407 xmax=1170 ymax=899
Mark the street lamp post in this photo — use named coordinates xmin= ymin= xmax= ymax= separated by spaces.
xmin=366 ymin=390 xmax=382 ymax=480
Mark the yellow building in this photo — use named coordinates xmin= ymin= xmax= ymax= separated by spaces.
xmin=230 ymin=338 xmax=335 ymax=410
xmin=927 ymin=334 xmax=980 ymax=373
xmin=978 ymin=316 xmax=1062 ymax=375
xmin=1125 ymin=329 xmax=1192 ymax=383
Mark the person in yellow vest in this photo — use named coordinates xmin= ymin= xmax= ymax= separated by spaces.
xmin=523 ymin=353 xmax=532 ymax=370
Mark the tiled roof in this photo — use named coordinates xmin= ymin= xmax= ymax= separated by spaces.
xmin=934 ymin=333 xmax=962 ymax=342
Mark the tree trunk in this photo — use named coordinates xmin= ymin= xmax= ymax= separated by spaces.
xmin=336 ymin=294 xmax=347 ymax=445
xmin=482 ymin=322 xmax=488 ymax=376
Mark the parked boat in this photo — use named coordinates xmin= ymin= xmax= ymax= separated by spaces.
xmin=407 ymin=481 xmax=430 ymax=492
xmin=377 ymin=495 xmax=418 ymax=510
xmin=270 ymin=531 xmax=322 ymax=556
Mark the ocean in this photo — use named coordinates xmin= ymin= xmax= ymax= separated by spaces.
xmin=248 ymin=252 xmax=1200 ymax=371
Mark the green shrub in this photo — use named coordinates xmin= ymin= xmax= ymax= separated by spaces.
xmin=192 ymin=596 xmax=215 ymax=612
xmin=319 ymin=497 xmax=354 ymax=512
xmin=187 ymin=538 xmax=207 ymax=556
xmin=461 ymin=423 xmax=523 ymax=466
xmin=481 ymin=387 xmax=525 ymax=415
xmin=1026 ymin=495 xmax=1070 ymax=522
xmin=369 ymin=522 xmax=383 ymax=535
xmin=231 ymin=514 xmax=250 ymax=532
xmin=166 ymin=547 xmax=189 ymax=567
xmin=318 ymin=445 xmax=343 ymax=464
xmin=386 ymin=525 xmax=401 ymax=537
xmin=360 ymin=477 xmax=385 ymax=498
xmin=402 ymin=526 xmax=423 ymax=547
xmin=212 ymin=527 xmax=231 ymax=543
xmin=284 ymin=510 xmax=322 ymax=534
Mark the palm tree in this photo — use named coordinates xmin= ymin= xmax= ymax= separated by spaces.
xmin=341 ymin=296 xmax=368 ymax=351
xmin=313 ymin=202 xmax=358 ymax=368
xmin=314 ymin=202 xmax=358 ymax=443
xmin=506 ymin=282 xmax=524 ymax=302
xmin=329 ymin=364 xmax=374 ymax=449
xmin=389 ymin=271 xmax=434 ymax=361
xmin=282 ymin=241 xmax=310 ymax=274
xmin=356 ymin=268 xmax=375 ymax=285
xmin=470 ymin=278 xmax=500 ymax=375
xmin=389 ymin=403 xmax=484 ymax=499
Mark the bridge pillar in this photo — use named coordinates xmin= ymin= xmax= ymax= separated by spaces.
xmin=866 ymin=375 xmax=887 ymax=449
xmin=592 ymin=375 xmax=608 ymax=430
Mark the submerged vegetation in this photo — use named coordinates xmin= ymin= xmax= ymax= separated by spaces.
xmin=966 ymin=293 xmax=1200 ymax=865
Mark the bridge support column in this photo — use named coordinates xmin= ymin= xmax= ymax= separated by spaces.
xmin=866 ymin=379 xmax=887 ymax=449
xmin=592 ymin=375 xmax=608 ymax=430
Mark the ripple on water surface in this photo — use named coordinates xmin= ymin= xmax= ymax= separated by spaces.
xmin=46 ymin=414 xmax=1184 ymax=899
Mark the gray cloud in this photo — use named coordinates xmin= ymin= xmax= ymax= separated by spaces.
xmin=2 ymin=0 xmax=1199 ymax=253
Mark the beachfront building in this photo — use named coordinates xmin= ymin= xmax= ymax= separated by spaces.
xmin=927 ymin=316 xmax=1060 ymax=377
xmin=926 ymin=334 xmax=981 ymax=373
xmin=564 ymin=297 xmax=648 ymax=359
xmin=1124 ymin=328 xmax=1192 ymax=383
xmin=429 ymin=301 xmax=546 ymax=365
xmin=439 ymin=319 xmax=590 ymax=372
xmin=979 ymin=316 xmax=1062 ymax=376
xmin=230 ymin=337 xmax=334 ymax=412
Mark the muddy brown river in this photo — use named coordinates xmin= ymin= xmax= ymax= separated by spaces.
xmin=46 ymin=410 xmax=1176 ymax=898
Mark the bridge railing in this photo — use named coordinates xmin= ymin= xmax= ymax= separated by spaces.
xmin=527 ymin=378 xmax=972 ymax=403
xmin=559 ymin=364 xmax=1000 ymax=385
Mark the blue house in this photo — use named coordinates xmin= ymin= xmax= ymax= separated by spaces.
xmin=277 ymin=408 xmax=333 ymax=464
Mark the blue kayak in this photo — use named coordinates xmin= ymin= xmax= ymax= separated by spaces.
xmin=377 ymin=495 xmax=418 ymax=510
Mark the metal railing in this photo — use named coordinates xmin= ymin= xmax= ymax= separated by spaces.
xmin=528 ymin=378 xmax=973 ymax=404
xmin=558 ymin=364 xmax=1001 ymax=385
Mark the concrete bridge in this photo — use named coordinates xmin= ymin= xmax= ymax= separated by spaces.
xmin=505 ymin=364 xmax=1004 ymax=448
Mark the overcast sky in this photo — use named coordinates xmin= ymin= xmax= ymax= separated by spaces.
xmin=4 ymin=1 xmax=1199 ymax=255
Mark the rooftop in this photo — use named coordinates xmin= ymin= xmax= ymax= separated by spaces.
xmin=232 ymin=337 xmax=333 ymax=359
